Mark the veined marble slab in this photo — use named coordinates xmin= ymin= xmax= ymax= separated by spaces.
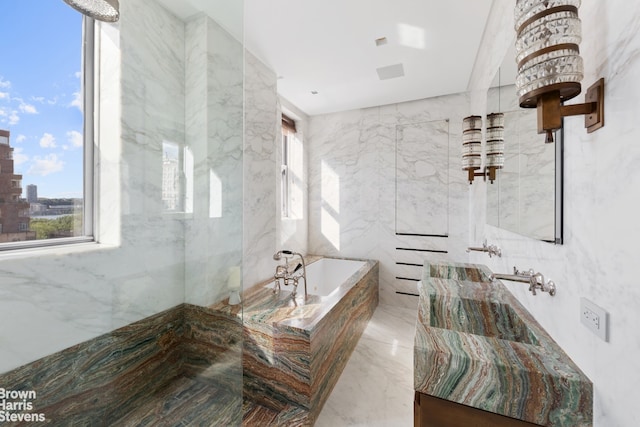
xmin=414 ymin=261 xmax=592 ymax=426
xmin=220 ymin=256 xmax=379 ymax=425
xmin=0 ymin=304 xmax=243 ymax=425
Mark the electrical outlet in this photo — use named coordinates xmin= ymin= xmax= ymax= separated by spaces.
xmin=580 ymin=298 xmax=608 ymax=342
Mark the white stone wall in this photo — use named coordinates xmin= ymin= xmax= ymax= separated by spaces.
xmin=307 ymin=93 xmax=471 ymax=308
xmin=469 ymin=1 xmax=640 ymax=426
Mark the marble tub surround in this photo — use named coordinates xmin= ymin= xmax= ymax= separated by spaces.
xmin=0 ymin=304 xmax=243 ymax=425
xmin=224 ymin=256 xmax=379 ymax=425
xmin=415 ymin=262 xmax=592 ymax=426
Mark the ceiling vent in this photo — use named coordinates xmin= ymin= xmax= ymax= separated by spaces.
xmin=376 ymin=63 xmax=405 ymax=80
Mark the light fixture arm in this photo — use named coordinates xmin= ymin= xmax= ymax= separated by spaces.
xmin=537 ymin=78 xmax=605 ymax=143
xmin=468 ymin=166 xmax=499 ymax=185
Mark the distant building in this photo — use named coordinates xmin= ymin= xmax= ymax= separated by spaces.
xmin=162 ymin=153 xmax=180 ymax=211
xmin=0 ymin=129 xmax=35 ymax=243
xmin=26 ymin=184 xmax=37 ymax=203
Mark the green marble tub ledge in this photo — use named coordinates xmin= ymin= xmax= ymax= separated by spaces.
xmin=414 ymin=261 xmax=593 ymax=427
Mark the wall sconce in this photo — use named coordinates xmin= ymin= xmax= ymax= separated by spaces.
xmin=485 ymin=113 xmax=505 ymax=183
xmin=463 ymin=114 xmax=504 ymax=184
xmin=515 ymin=0 xmax=604 ymax=143
xmin=462 ymin=115 xmax=483 ymax=184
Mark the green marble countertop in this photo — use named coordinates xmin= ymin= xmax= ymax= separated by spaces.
xmin=414 ymin=261 xmax=592 ymax=426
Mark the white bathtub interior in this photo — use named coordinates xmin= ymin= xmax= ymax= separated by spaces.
xmin=267 ymin=258 xmax=366 ymax=297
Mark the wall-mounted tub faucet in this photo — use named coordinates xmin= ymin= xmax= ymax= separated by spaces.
xmin=490 ymin=267 xmax=556 ymax=296
xmin=273 ymin=250 xmax=308 ymax=300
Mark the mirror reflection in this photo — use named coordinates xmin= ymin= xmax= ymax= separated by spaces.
xmin=486 ymin=47 xmax=562 ymax=243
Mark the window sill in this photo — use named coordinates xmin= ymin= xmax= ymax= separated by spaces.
xmin=0 ymin=240 xmax=115 ymax=261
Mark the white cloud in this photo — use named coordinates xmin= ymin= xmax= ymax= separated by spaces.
xmin=28 ymin=154 xmax=64 ymax=176
xmin=15 ymin=134 xmax=26 ymax=143
xmin=0 ymin=77 xmax=10 ymax=89
xmin=31 ymin=96 xmax=45 ymax=104
xmin=19 ymin=102 xmax=38 ymax=114
xmin=70 ymin=91 xmax=82 ymax=110
xmin=0 ymin=92 xmax=8 ymax=99
xmin=74 ymin=71 xmax=82 ymax=79
xmin=9 ymin=111 xmax=19 ymax=125
xmin=40 ymin=133 xmax=57 ymax=148
xmin=13 ymin=147 xmax=28 ymax=166
xmin=66 ymin=130 xmax=83 ymax=148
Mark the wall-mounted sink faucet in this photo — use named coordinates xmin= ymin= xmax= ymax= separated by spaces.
xmin=490 ymin=267 xmax=556 ymax=296
xmin=467 ymin=239 xmax=502 ymax=258
xmin=273 ymin=250 xmax=308 ymax=300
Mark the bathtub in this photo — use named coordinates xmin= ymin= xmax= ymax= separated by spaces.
xmin=304 ymin=258 xmax=367 ymax=297
xmin=242 ymin=256 xmax=379 ymax=423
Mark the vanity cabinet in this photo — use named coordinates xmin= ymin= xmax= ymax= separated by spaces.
xmin=414 ymin=392 xmax=542 ymax=427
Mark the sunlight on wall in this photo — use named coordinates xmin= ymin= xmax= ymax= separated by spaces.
xmin=391 ymin=338 xmax=399 ymax=356
xmin=321 ymin=160 xmax=340 ymax=250
xmin=321 ymin=160 xmax=340 ymax=213
xmin=209 ymin=169 xmax=222 ymax=218
xmin=184 ymin=146 xmax=194 ymax=213
xmin=397 ymin=23 xmax=426 ymax=50
xmin=288 ymin=134 xmax=304 ymax=219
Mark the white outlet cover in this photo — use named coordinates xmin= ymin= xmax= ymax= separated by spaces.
xmin=580 ymin=297 xmax=609 ymax=342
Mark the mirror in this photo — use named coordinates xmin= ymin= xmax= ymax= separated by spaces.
xmin=485 ymin=47 xmax=563 ymax=243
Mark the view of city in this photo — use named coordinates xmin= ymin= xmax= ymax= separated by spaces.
xmin=0 ymin=2 xmax=84 ymax=244
xmin=0 ymin=130 xmax=82 ymax=242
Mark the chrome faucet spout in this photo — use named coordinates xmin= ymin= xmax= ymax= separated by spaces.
xmin=491 ymin=267 xmax=556 ymax=296
xmin=490 ymin=267 xmax=533 ymax=283
xmin=272 ymin=250 xmax=308 ymax=301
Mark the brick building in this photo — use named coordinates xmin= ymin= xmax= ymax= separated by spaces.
xmin=0 ymin=129 xmax=35 ymax=243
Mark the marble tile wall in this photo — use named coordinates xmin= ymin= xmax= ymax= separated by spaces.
xmin=243 ymin=55 xmax=310 ymax=290
xmin=469 ymin=1 xmax=640 ymax=426
xmin=307 ymin=94 xmax=471 ymax=308
xmin=0 ymin=0 xmax=186 ymax=374
xmin=243 ymin=52 xmax=279 ymax=290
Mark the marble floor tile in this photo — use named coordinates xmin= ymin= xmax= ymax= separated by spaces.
xmin=315 ymin=304 xmax=418 ymax=427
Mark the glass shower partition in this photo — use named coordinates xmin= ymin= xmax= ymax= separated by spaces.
xmin=0 ymin=0 xmax=245 ymax=425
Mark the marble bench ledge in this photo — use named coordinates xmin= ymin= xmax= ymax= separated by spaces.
xmin=414 ymin=261 xmax=593 ymax=427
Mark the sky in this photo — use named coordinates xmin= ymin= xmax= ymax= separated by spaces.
xmin=0 ymin=1 xmax=84 ymax=199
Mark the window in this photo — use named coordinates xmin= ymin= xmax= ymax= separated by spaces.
xmin=0 ymin=2 xmax=93 ymax=248
xmin=281 ymin=115 xmax=296 ymax=218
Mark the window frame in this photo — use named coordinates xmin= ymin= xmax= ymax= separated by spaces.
xmin=0 ymin=16 xmax=95 ymax=251
xmin=281 ymin=114 xmax=296 ymax=219
xmin=281 ymin=131 xmax=290 ymax=218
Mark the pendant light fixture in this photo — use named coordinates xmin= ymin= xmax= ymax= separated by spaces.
xmin=63 ymin=0 xmax=120 ymax=22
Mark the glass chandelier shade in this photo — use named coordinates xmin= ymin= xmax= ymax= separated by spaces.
xmin=462 ymin=116 xmax=482 ymax=171
xmin=63 ymin=0 xmax=120 ymax=22
xmin=514 ymin=0 xmax=583 ymax=108
xmin=485 ymin=113 xmax=505 ymax=169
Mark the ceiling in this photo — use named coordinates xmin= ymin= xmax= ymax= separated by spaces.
xmin=157 ymin=0 xmax=495 ymax=116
